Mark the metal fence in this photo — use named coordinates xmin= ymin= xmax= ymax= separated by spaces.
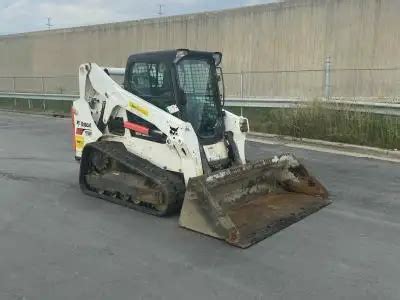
xmin=0 ymin=75 xmax=78 ymax=94
xmin=0 ymin=74 xmax=124 ymax=95
xmin=225 ymin=67 xmax=400 ymax=101
xmin=0 ymin=58 xmax=399 ymax=102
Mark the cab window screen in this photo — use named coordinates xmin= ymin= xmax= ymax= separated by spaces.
xmin=129 ymin=62 xmax=175 ymax=110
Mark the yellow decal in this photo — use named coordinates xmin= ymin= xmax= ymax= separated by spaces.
xmin=128 ymin=101 xmax=149 ymax=116
xmin=75 ymin=135 xmax=85 ymax=150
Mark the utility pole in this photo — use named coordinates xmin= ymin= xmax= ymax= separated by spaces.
xmin=324 ymin=56 xmax=332 ymax=99
xmin=158 ymin=4 xmax=165 ymax=16
xmin=157 ymin=4 xmax=165 ymax=49
xmin=46 ymin=17 xmax=53 ymax=30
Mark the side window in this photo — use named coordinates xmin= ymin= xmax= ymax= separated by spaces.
xmin=129 ymin=62 xmax=175 ymax=110
xmin=130 ymin=62 xmax=151 ymax=96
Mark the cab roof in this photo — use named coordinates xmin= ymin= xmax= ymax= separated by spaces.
xmin=126 ymin=49 xmax=220 ymax=65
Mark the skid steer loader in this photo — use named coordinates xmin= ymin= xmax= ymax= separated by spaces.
xmin=72 ymin=49 xmax=330 ymax=248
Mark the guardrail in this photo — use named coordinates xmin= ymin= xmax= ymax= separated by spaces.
xmin=0 ymin=92 xmax=76 ymax=101
xmin=226 ymin=97 xmax=400 ymax=116
xmin=1 ymin=92 xmax=400 ymax=116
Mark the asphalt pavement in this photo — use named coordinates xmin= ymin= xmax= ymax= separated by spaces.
xmin=0 ymin=111 xmax=399 ymax=300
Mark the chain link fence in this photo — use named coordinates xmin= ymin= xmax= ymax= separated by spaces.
xmin=0 ymin=76 xmax=78 ymax=94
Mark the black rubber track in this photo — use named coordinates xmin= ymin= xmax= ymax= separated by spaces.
xmin=79 ymin=141 xmax=186 ymax=216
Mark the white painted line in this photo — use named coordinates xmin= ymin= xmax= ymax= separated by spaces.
xmin=249 ymin=132 xmax=400 ymax=156
xmin=247 ymin=137 xmax=400 ymax=164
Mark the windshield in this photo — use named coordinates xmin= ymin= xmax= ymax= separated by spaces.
xmin=176 ymin=58 xmax=222 ymax=139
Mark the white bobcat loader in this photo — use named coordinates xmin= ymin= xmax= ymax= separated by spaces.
xmin=72 ymin=49 xmax=329 ymax=248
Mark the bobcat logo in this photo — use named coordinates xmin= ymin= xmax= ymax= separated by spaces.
xmin=169 ymin=126 xmax=178 ymax=135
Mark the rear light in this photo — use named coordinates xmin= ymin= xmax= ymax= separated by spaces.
xmin=75 ymin=128 xmax=85 ymax=135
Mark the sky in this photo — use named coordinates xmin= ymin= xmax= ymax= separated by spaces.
xmin=0 ymin=0 xmax=277 ymax=35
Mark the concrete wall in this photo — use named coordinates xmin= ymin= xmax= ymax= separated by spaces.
xmin=1 ymin=0 xmax=400 ymax=98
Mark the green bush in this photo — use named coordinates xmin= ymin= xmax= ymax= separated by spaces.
xmin=228 ymin=101 xmax=400 ymax=150
xmin=1 ymin=98 xmax=399 ymax=150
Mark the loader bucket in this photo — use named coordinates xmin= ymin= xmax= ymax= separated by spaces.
xmin=179 ymin=154 xmax=330 ymax=248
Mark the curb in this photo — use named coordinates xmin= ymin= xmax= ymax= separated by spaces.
xmin=248 ymin=132 xmax=400 ymax=163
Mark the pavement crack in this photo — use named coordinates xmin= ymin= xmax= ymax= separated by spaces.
xmin=0 ymin=170 xmax=75 ymax=187
xmin=0 ymin=171 xmax=37 ymax=182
